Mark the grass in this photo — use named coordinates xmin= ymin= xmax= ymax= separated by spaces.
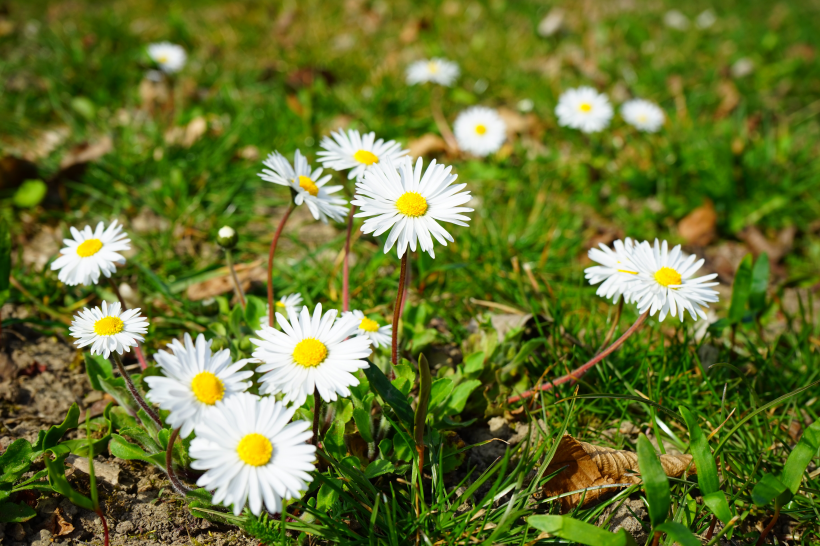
xmin=2 ymin=0 xmax=820 ymax=544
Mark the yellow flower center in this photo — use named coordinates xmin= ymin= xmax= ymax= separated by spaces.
xmin=475 ymin=124 xmax=487 ymax=135
xmin=158 ymin=55 xmax=169 ymax=64
xmin=93 ymin=316 xmax=124 ymax=336
xmin=236 ymin=433 xmax=273 ymax=467
xmin=298 ymin=175 xmax=319 ymax=196
xmin=354 ymin=150 xmax=379 ymax=165
xmin=293 ymin=338 xmax=328 ymax=368
xmin=276 ymin=301 xmax=286 ymax=308
xmin=579 ymin=102 xmax=592 ymax=112
xmin=76 ymin=238 xmax=103 ymax=257
xmin=654 ymin=267 xmax=682 ymax=287
xmin=359 ymin=317 xmax=380 ymax=332
xmin=428 ymin=61 xmax=439 ymax=73
xmin=190 ymin=371 xmax=225 ymax=405
xmin=396 ymin=192 xmax=428 ymax=218
xmin=637 ymin=114 xmax=648 ymax=123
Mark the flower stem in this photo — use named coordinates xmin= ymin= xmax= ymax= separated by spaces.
xmin=342 ymin=205 xmax=356 ymax=312
xmin=756 ymin=504 xmax=781 ymax=546
xmin=595 ymin=298 xmax=623 ymax=353
xmin=110 ymin=352 xmax=163 ymax=429
xmin=312 ymin=388 xmax=321 ymax=447
xmin=391 ymin=254 xmax=409 ymax=366
xmin=507 ymin=311 xmax=649 ymax=404
xmin=224 ymin=249 xmax=246 ymax=309
xmin=96 ymin=509 xmax=109 ymax=546
xmin=267 ymin=203 xmax=296 ymax=327
xmin=107 ymin=278 xmax=149 ymax=371
xmin=430 ymin=86 xmax=458 ymax=154
xmin=166 ymin=427 xmax=191 ymax=495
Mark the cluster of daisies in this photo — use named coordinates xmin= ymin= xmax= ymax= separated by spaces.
xmin=555 ymin=86 xmax=665 ymax=134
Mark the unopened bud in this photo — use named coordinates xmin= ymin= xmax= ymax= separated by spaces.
xmin=216 ymin=226 xmax=237 ymax=249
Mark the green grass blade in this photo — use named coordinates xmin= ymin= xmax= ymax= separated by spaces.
xmin=679 ymin=406 xmax=719 ymax=495
xmin=636 ymin=434 xmax=670 ymax=526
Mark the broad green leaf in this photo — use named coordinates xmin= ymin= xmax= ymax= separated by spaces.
xmin=44 ymin=454 xmax=94 ymax=511
xmin=680 ymin=406 xmax=719 ymax=495
xmin=118 ymin=427 xmax=161 ymax=454
xmin=364 ymin=459 xmax=395 ymax=479
xmin=98 ymin=375 xmax=139 ymax=414
xmin=749 ymin=253 xmax=769 ymax=313
xmin=12 ymin=179 xmax=47 ymax=208
xmin=353 ymin=407 xmax=373 ymax=443
xmin=391 ymin=362 xmax=415 ymax=396
xmin=461 ymin=351 xmax=485 ymax=377
xmin=0 ymin=439 xmax=33 ymax=484
xmin=393 ymin=434 xmax=413 ymax=461
xmin=780 ymin=418 xmax=820 ymax=495
xmin=316 ymin=482 xmax=340 ymax=512
xmin=84 ymin=353 xmax=114 ymax=392
xmin=363 ymin=363 xmax=414 ymax=429
xmin=414 ymin=354 xmax=432 ymax=452
xmin=654 ymin=522 xmax=701 ymax=546
xmin=752 ymin=473 xmax=790 ymax=507
xmin=728 ymin=254 xmax=753 ymax=324
xmin=138 ymin=408 xmax=161 ymax=444
xmin=528 ymin=515 xmax=637 ymax=546
xmin=243 ymin=296 xmax=267 ymax=331
xmin=703 ymin=491 xmax=732 ymax=525
xmin=108 ymin=434 xmax=166 ymax=470
xmin=229 ymin=304 xmax=244 ymax=336
xmin=428 ymin=378 xmax=453 ymax=410
xmin=445 ymin=379 xmax=481 ymax=415
xmin=0 ymin=219 xmax=10 ymax=307
xmin=510 ymin=337 xmax=547 ymax=368
xmin=0 ymin=501 xmax=37 ymax=522
xmin=59 ymin=404 xmax=114 ymax=457
xmin=335 ymin=399 xmax=353 ymax=424
xmin=33 ymin=403 xmax=80 ymax=455
xmin=637 ymin=434 xmax=671 ymax=526
xmin=324 ymin=420 xmax=346 ymax=461
xmin=108 ymin=406 xmax=140 ymax=431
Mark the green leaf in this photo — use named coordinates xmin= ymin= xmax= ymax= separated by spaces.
xmin=0 ymin=439 xmax=33 ymax=484
xmin=33 ymin=403 xmax=80 ymax=455
xmin=98 ymin=375 xmax=139 ymax=414
xmin=637 ymin=434 xmax=671 ymax=526
xmin=12 ymin=179 xmax=47 ymax=208
xmin=335 ymin=399 xmax=354 ymax=424
xmin=362 ymin=362 xmax=414 ymax=429
xmin=414 ymin=354 xmax=432 ymax=451
xmin=0 ymin=219 xmax=10 ymax=307
xmin=364 ymin=459 xmax=395 ymax=479
xmin=244 ymin=296 xmax=267 ymax=331
xmin=59 ymin=404 xmax=114 ymax=457
xmin=391 ymin=362 xmax=415 ymax=396
xmin=751 ymin=473 xmax=790 ymax=507
xmin=509 ymin=337 xmax=547 ymax=368
xmin=428 ymin=378 xmax=454 ymax=410
xmin=780 ymin=418 xmax=820 ymax=495
xmin=528 ymin=515 xmax=637 ymax=546
xmin=654 ymin=522 xmax=701 ymax=546
xmin=84 ymin=353 xmax=114 ymax=391
xmin=108 ymin=434 xmax=166 ymax=470
xmin=461 ymin=351 xmax=485 ymax=377
xmin=118 ymin=427 xmax=161 ymax=454
xmin=728 ymin=254 xmax=753 ymax=324
xmin=353 ymin=407 xmax=373 ymax=443
xmin=324 ymin=420 xmax=346 ymax=461
xmin=702 ymin=491 xmax=732 ymax=525
xmin=0 ymin=501 xmax=37 ymax=523
xmin=680 ymin=406 xmax=719 ymax=495
xmin=44 ymin=453 xmax=94 ymax=511
xmin=229 ymin=304 xmax=244 ymax=336
xmin=393 ymin=434 xmax=413 ymax=461
xmin=316 ymin=481 xmax=340 ymax=512
xmin=749 ymin=253 xmax=769 ymax=313
xmin=445 ymin=379 xmax=481 ymax=415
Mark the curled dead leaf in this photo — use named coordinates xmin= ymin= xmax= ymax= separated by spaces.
xmin=543 ymin=435 xmax=694 ymax=512
xmin=678 ymin=199 xmax=717 ymax=245
xmin=408 ymin=133 xmax=447 ymax=159
xmin=59 ymin=136 xmax=113 ymax=170
xmin=738 ymin=225 xmax=795 ymax=264
xmin=46 ymin=508 xmax=74 ymax=537
xmin=715 ymin=80 xmax=740 ymax=120
xmin=164 ymin=117 xmax=208 ymax=148
xmin=186 ymin=260 xmax=265 ymax=301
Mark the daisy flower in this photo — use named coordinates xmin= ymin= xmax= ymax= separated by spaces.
xmin=317 ymin=129 xmax=408 ymax=181
xmin=555 ymin=86 xmax=613 ymax=133
xmin=406 ymin=58 xmax=460 ymax=86
xmin=258 ymin=150 xmax=348 ymax=223
xmin=145 ymin=333 xmax=254 ymax=438
xmin=51 ymin=220 xmax=131 ymax=286
xmin=266 ymin=293 xmax=304 ymax=321
xmin=251 ymin=303 xmax=371 ymax=407
xmin=453 ymin=106 xmax=507 ymax=157
xmin=147 ymin=42 xmax=187 ymax=74
xmin=621 ymin=99 xmax=666 ymax=133
xmin=342 ymin=310 xmax=392 ymax=348
xmin=628 ymin=239 xmax=720 ymax=321
xmin=190 ymin=392 xmax=315 ymax=516
xmin=352 ymin=157 xmax=473 ymax=259
xmin=585 ymin=238 xmax=640 ymax=303
xmin=69 ymin=301 xmax=149 ymax=359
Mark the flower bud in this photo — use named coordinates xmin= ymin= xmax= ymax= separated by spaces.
xmin=216 ymin=225 xmax=237 ymax=249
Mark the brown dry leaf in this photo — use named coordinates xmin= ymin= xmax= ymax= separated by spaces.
xmin=715 ymin=80 xmax=741 ymax=119
xmin=496 ymin=107 xmax=539 ymax=140
xmin=138 ymin=78 xmax=170 ymax=111
xmin=537 ymin=7 xmax=565 ymax=37
xmin=236 ymin=145 xmax=260 ymax=161
xmin=678 ymin=199 xmax=717 ymax=245
xmin=738 ymin=225 xmax=796 ymax=264
xmin=408 ymin=133 xmax=447 ymax=158
xmin=400 ymin=18 xmax=421 ymax=43
xmin=186 ymin=260 xmax=265 ymax=301
xmin=46 ymin=508 xmax=74 ymax=537
xmin=164 ymin=117 xmax=208 ymax=148
xmin=59 ymin=136 xmax=113 ymax=170
xmin=786 ymin=44 xmax=815 ymax=62
xmin=543 ymin=435 xmax=694 ymax=512
xmin=286 ymin=94 xmax=305 ymax=117
xmin=667 ymin=75 xmax=688 ymax=120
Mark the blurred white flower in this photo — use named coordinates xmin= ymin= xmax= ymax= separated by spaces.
xmin=696 ymin=10 xmax=717 ymax=29
xmin=663 ymin=10 xmax=690 ymax=31
xmin=731 ymin=58 xmax=755 ymax=78
xmin=453 ymin=106 xmax=507 ymax=157
xmin=555 ymin=87 xmax=613 ymax=134
xmin=342 ymin=310 xmax=392 ymax=348
xmin=147 ymin=42 xmax=186 ymax=73
xmin=621 ymin=99 xmax=666 ymax=133
xmin=406 ymin=58 xmax=460 ymax=86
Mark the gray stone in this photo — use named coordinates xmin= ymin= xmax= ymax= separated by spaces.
xmin=596 ymin=497 xmax=649 ymax=544
xmin=116 ymin=520 xmax=135 ymax=535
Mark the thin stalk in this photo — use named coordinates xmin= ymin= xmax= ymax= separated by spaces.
xmin=342 ymin=205 xmax=355 ymax=312
xmin=224 ymin=249 xmax=246 ymax=309
xmin=756 ymin=505 xmax=780 ymax=546
xmin=651 ymin=531 xmax=660 ymax=546
xmin=107 ymin=278 xmax=149 ymax=370
xmin=110 ymin=352 xmax=162 ymax=429
xmin=267 ymin=203 xmax=296 ymax=327
xmin=391 ymin=254 xmax=409 ymax=366
xmin=595 ymin=298 xmax=623 ymax=354
xmin=507 ymin=311 xmax=649 ymax=404
xmin=96 ymin=510 xmax=109 ymax=546
xmin=430 ymin=86 xmax=458 ymax=154
xmin=705 ymin=515 xmax=718 ymax=540
xmin=312 ymin=388 xmax=321 ymax=447
xmin=165 ymin=427 xmax=191 ymax=495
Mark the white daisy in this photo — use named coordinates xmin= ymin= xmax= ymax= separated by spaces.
xmin=51 ymin=220 xmax=131 ymax=286
xmin=628 ymin=239 xmax=720 ymax=322
xmin=266 ymin=293 xmax=304 ymax=321
xmin=317 ymin=129 xmax=408 ymax=181
xmin=69 ymin=301 xmax=149 ymax=359
xmin=621 ymin=99 xmax=666 ymax=133
xmin=453 ymin=106 xmax=507 ymax=157
xmin=342 ymin=310 xmax=392 ymax=348
xmin=258 ymin=150 xmax=348 ymax=223
xmin=406 ymin=58 xmax=460 ymax=86
xmin=144 ymin=333 xmax=254 ymax=438
xmin=147 ymin=42 xmax=187 ymax=74
xmin=555 ymin=86 xmax=613 ymax=133
xmin=190 ymin=392 xmax=315 ymax=516
xmin=585 ymin=238 xmax=640 ymax=303
xmin=251 ymin=303 xmax=371 ymax=407
xmin=352 ymin=157 xmax=473 ymax=259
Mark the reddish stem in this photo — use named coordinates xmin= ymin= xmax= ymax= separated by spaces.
xmin=312 ymin=387 xmax=321 ymax=447
xmin=166 ymin=427 xmax=191 ymax=495
xmin=267 ymin=204 xmax=296 ymax=327
xmin=96 ymin=509 xmax=109 ymax=546
xmin=342 ymin=205 xmax=356 ymax=312
xmin=756 ymin=504 xmax=781 ymax=546
xmin=507 ymin=311 xmax=649 ymax=404
xmin=705 ymin=515 xmax=718 ymax=540
xmin=391 ymin=254 xmax=409 ymax=366
xmin=107 ymin=278 xmax=149 ymax=370
xmin=111 ymin=352 xmax=163 ymax=429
